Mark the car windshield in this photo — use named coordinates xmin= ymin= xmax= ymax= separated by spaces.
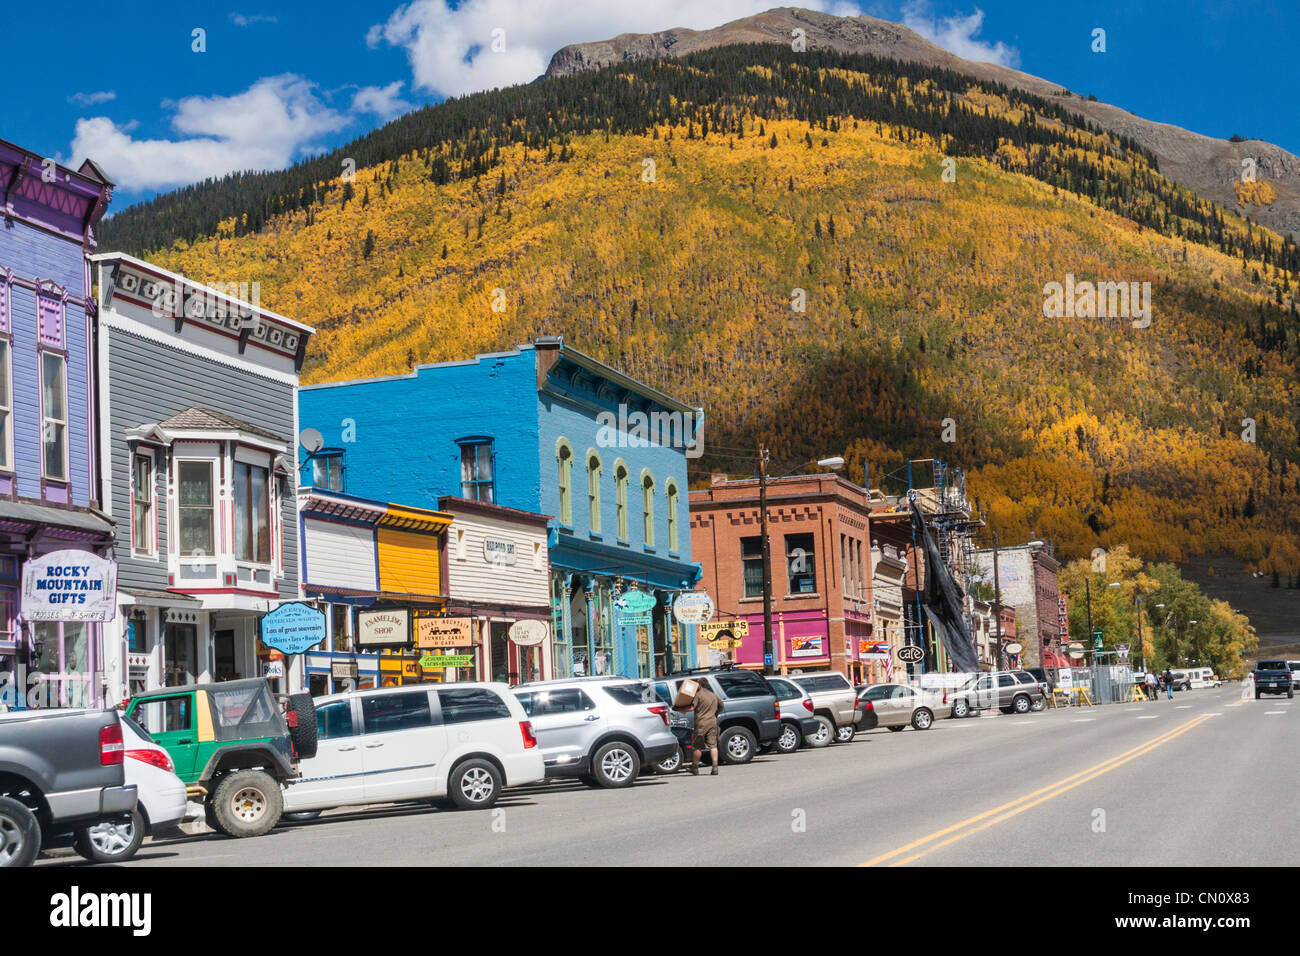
xmin=209 ymin=683 xmax=282 ymax=741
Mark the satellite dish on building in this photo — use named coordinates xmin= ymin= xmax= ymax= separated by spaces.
xmin=299 ymin=428 xmax=324 ymax=454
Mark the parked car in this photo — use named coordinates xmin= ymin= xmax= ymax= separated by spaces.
xmin=1289 ymin=662 xmax=1300 ymax=691
xmin=0 ymin=708 xmax=139 ymax=867
xmin=126 ymin=679 xmax=315 ymax=838
xmin=1252 ymin=660 xmax=1294 ymax=699
xmin=284 ymin=682 xmax=543 ymax=815
xmin=69 ymin=714 xmax=188 ymax=864
xmin=511 ymin=677 xmax=677 ymax=787
xmin=857 ymin=683 xmax=952 ymax=731
xmin=652 ymin=668 xmax=780 ymax=764
xmin=949 ymin=670 xmax=1046 ymax=717
xmin=764 ymin=677 xmax=825 ymax=753
xmin=787 ymin=671 xmax=860 ymax=744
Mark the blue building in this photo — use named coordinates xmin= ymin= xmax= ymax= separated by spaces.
xmin=298 ymin=337 xmax=703 ymax=679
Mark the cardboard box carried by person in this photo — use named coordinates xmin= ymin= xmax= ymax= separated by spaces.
xmin=673 ymin=678 xmax=700 ymax=708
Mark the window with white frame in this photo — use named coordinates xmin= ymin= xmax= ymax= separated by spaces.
xmin=0 ymin=339 xmax=11 ymax=471
xmin=556 ymin=440 xmax=573 ymax=526
xmin=41 ymin=352 xmax=68 ymax=482
xmin=666 ymin=480 xmax=679 ymax=553
xmin=233 ymin=461 xmax=271 ymax=563
xmin=614 ymin=462 xmax=629 ymax=540
xmin=133 ymin=453 xmax=155 ymax=553
xmin=177 ymin=460 xmax=215 ymax=555
xmin=641 ymin=471 xmax=655 ymax=547
xmin=587 ymin=452 xmax=602 ymax=533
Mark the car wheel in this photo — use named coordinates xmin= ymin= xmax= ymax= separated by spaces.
xmin=1255 ymin=690 xmax=1261 ymax=699
xmin=951 ymin=698 xmax=970 ymax=719
xmin=591 ymin=741 xmax=641 ymax=788
xmin=449 ymin=759 xmax=502 ymax=810
xmin=887 ymin=725 xmax=904 ymax=733
xmin=281 ymin=810 xmax=323 ymax=822
xmin=656 ymin=745 xmax=684 ymax=774
xmin=74 ymin=808 xmax=145 ymax=864
xmin=775 ymin=722 xmax=802 ymax=754
xmin=1290 ymin=689 xmax=1295 ymax=699
xmin=0 ymin=796 xmax=41 ymax=868
xmin=211 ymin=770 xmax=283 ymax=838
xmin=1031 ymin=696 xmax=1047 ymax=712
xmin=835 ymin=723 xmax=857 ymax=744
xmin=285 ymin=693 xmax=318 ymax=760
xmin=912 ymin=708 xmax=934 ymax=730
xmin=1012 ymin=695 xmax=1031 ymax=714
xmin=805 ymin=715 xmax=834 ymax=748
xmin=721 ymin=727 xmax=757 ymax=764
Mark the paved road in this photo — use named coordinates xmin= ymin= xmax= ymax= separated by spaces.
xmin=40 ymin=683 xmax=1297 ymax=866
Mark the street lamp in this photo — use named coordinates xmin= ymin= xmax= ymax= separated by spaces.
xmin=758 ymin=450 xmax=843 ymax=675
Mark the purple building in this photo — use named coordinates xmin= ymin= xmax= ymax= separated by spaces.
xmin=0 ymin=138 xmax=115 ymax=709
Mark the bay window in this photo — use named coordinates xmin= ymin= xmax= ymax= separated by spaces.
xmin=178 ymin=461 xmax=214 ymax=555
xmin=234 ymin=461 xmax=271 ymax=563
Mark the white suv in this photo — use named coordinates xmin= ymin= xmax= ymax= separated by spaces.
xmin=283 ymin=682 xmax=544 ymax=815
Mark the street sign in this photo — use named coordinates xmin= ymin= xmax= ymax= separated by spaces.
xmin=1005 ymin=642 xmax=1023 ymax=655
xmin=895 ymin=645 xmax=925 ymax=664
xmin=1092 ymin=630 xmax=1104 ymax=652
xmin=764 ymin=654 xmax=773 ymax=668
xmin=1116 ymin=643 xmax=1130 ymax=661
xmin=672 ymin=592 xmax=715 ymax=625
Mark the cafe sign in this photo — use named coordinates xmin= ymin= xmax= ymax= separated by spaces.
xmin=21 ymin=550 xmax=118 ymax=622
xmin=417 ymin=616 xmax=473 ymax=648
xmin=357 ymin=609 xmax=411 ymax=649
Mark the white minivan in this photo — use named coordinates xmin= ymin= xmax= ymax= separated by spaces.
xmin=283 ymin=682 xmax=543 ymax=815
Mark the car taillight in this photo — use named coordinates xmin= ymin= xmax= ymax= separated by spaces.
xmin=100 ymin=724 xmax=124 ymax=765
xmin=648 ymin=705 xmax=669 ymax=726
xmin=942 ymin=693 xmax=948 ymax=704
xmin=861 ymin=700 xmax=874 ymax=711
xmin=802 ymin=698 xmax=814 ymax=713
xmin=773 ymin=701 xmax=781 ymax=717
xmin=519 ymin=720 xmax=538 ymax=749
xmin=127 ymin=748 xmax=174 ymax=773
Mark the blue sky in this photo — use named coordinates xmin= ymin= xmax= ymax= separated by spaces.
xmin=5 ymin=0 xmax=1295 ymax=206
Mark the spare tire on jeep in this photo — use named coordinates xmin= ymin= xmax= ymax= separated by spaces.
xmin=285 ymin=693 xmax=318 ymax=760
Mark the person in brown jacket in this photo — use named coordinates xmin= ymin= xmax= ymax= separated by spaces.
xmin=679 ymin=679 xmax=724 ymax=776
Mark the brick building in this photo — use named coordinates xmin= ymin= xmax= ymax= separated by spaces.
xmin=974 ymin=543 xmax=1061 ymax=669
xmin=690 ymin=472 xmax=874 ymax=677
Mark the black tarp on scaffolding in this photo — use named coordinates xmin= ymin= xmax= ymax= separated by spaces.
xmin=910 ymin=501 xmax=980 ymax=673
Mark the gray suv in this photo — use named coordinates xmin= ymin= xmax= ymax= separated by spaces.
xmin=788 ymin=671 xmax=861 ymax=744
xmin=512 ymin=678 xmax=678 ymax=788
xmin=949 ymin=670 xmax=1047 ymax=717
xmin=652 ymin=669 xmax=780 ymax=765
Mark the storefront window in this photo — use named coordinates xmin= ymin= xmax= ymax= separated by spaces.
xmin=550 ymin=575 xmax=570 ymax=678
xmin=592 ymin=582 xmax=613 ymax=676
xmin=652 ymin=602 xmax=668 ymax=677
xmin=331 ymin=604 xmax=352 ymax=652
xmin=164 ymin=623 xmax=198 ymax=686
xmin=32 ymin=621 xmax=89 ymax=707
xmin=569 ymin=578 xmax=590 ymax=676
xmin=490 ymin=621 xmax=511 ymax=684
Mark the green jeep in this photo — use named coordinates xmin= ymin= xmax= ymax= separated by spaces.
xmin=126 ymin=679 xmax=317 ymax=838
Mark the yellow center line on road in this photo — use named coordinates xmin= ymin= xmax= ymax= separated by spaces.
xmin=860 ymin=714 xmax=1215 ymax=868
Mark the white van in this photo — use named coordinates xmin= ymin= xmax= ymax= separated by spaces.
xmin=283 ymin=682 xmax=544 ymax=815
xmin=1175 ymin=667 xmax=1218 ymax=690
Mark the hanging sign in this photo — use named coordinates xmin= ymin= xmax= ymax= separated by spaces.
xmin=420 ymin=653 xmax=475 ymax=669
xmin=259 ymin=602 xmax=327 ymax=655
xmin=616 ymin=589 xmax=657 ymax=625
xmin=357 ymin=609 xmax=411 ymax=649
xmin=417 ymin=616 xmax=473 ymax=648
xmin=699 ymin=620 xmax=749 ymax=646
xmin=21 ymin=550 xmax=118 ymax=622
xmin=895 ymin=645 xmax=925 ymax=664
xmin=672 ymin=592 xmax=715 ymax=625
xmin=509 ymin=620 xmax=548 ymax=646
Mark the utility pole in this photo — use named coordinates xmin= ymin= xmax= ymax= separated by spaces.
xmin=759 ymin=446 xmax=774 ymax=676
xmin=1085 ymin=577 xmax=1093 ymax=651
xmin=991 ymin=531 xmax=1003 ymax=671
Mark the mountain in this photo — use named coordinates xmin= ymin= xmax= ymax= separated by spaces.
xmin=96 ymin=41 xmax=1300 ymax=582
xmin=546 ymin=6 xmax=1300 ymax=240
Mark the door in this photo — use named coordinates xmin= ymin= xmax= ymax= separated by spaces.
xmin=284 ymin=698 xmax=365 ymax=811
xmin=515 ymin=688 xmax=600 ymax=770
xmin=864 ymin=684 xmax=897 ymax=726
xmin=163 ymin=623 xmax=198 ymax=686
xmin=889 ymin=685 xmax=920 ymax=724
xmin=360 ymin=689 xmax=447 ymax=802
xmin=996 ymin=673 xmax=1018 ymax=707
xmin=132 ymin=692 xmax=201 ymax=780
xmin=213 ymin=630 xmax=238 ymax=682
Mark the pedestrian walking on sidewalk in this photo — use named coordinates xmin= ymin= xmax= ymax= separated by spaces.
xmin=1145 ymin=671 xmax=1158 ymax=701
xmin=681 ymin=679 xmax=724 ymax=776
xmin=1163 ymin=667 xmax=1175 ymax=699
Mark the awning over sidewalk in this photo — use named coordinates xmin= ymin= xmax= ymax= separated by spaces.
xmin=0 ymin=499 xmax=114 ymax=539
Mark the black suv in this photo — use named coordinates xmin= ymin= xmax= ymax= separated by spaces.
xmin=652 ymin=667 xmax=781 ymax=765
xmin=1252 ymin=660 xmax=1294 ymax=699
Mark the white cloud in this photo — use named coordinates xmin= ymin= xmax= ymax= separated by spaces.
xmin=69 ymin=75 xmax=348 ymax=192
xmin=351 ymin=81 xmax=414 ymax=120
xmin=367 ymin=0 xmax=846 ymax=98
xmin=69 ymin=90 xmax=116 ymax=107
xmin=901 ymin=1 xmax=1018 ymax=67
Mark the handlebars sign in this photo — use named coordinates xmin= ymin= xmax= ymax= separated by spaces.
xmin=21 ymin=550 xmax=118 ymax=622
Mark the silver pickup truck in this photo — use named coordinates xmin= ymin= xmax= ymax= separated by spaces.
xmin=0 ymin=708 xmax=139 ymax=867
